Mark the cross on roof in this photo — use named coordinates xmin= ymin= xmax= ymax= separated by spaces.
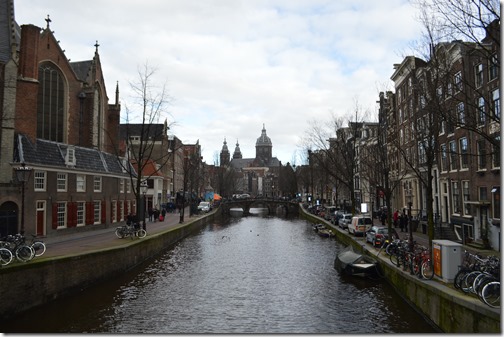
xmin=45 ymin=15 xmax=51 ymax=29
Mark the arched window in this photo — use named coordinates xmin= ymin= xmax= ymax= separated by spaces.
xmin=37 ymin=64 xmax=65 ymax=142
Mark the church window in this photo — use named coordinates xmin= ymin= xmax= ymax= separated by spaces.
xmin=37 ymin=63 xmax=65 ymax=142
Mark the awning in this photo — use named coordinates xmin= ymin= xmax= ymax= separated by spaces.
xmin=214 ymin=194 xmax=222 ymax=201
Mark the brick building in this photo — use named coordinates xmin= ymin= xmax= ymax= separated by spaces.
xmin=0 ymin=2 xmax=135 ymax=237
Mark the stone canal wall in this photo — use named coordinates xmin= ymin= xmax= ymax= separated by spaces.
xmin=300 ymin=210 xmax=500 ymax=333
xmin=0 ymin=212 xmax=219 ymax=320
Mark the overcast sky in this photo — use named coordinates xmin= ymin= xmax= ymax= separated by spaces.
xmin=15 ymin=0 xmax=424 ymax=165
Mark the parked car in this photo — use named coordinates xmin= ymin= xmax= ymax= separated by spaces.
xmin=197 ymin=201 xmax=212 ymax=213
xmin=338 ymin=213 xmax=353 ymax=229
xmin=324 ymin=207 xmax=337 ymax=221
xmin=365 ymin=226 xmax=389 ymax=247
xmin=348 ymin=215 xmax=373 ymax=236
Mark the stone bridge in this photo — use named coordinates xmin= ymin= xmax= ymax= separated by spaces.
xmin=220 ymin=198 xmax=299 ymax=216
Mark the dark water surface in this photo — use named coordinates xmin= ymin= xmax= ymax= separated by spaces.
xmin=1 ymin=214 xmax=437 ymax=333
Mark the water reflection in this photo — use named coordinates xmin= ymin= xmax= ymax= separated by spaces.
xmin=1 ymin=215 xmax=437 ymax=333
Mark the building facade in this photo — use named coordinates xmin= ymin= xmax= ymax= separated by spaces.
xmin=0 ymin=3 xmax=135 ymax=237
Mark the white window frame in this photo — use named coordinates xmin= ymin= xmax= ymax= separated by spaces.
xmin=449 ymin=140 xmax=458 ymax=171
xmin=57 ymin=201 xmax=67 ymax=228
xmin=76 ymin=174 xmax=86 ymax=192
xmin=65 ymin=146 xmax=76 ymax=167
xmin=459 ymin=137 xmax=468 ymax=169
xmin=93 ymin=176 xmax=102 ymax=192
xmin=492 ymin=88 xmax=500 ymax=120
xmin=93 ymin=201 xmax=101 ymax=224
xmin=77 ymin=201 xmax=85 ymax=227
xmin=474 ymin=63 xmax=483 ymax=88
xmin=112 ymin=200 xmax=117 ymax=223
xmin=57 ymin=172 xmax=67 ymax=192
xmin=462 ymin=181 xmax=470 ymax=216
xmin=34 ymin=171 xmax=46 ymax=191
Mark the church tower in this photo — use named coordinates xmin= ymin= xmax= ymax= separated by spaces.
xmin=233 ymin=140 xmax=243 ymax=159
xmin=220 ymin=138 xmax=230 ymax=166
xmin=255 ymin=124 xmax=272 ymax=163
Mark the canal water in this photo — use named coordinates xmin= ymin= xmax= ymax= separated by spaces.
xmin=2 ymin=212 xmax=437 ymax=333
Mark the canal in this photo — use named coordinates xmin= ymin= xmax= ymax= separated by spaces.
xmin=2 ymin=212 xmax=437 ymax=333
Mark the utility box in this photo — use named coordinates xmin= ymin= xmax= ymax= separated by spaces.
xmin=432 ymin=240 xmax=463 ymax=283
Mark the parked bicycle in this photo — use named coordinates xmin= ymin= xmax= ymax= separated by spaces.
xmin=115 ymin=223 xmax=147 ymax=239
xmin=453 ymin=251 xmax=500 ymax=308
xmin=0 ymin=234 xmax=34 ymax=262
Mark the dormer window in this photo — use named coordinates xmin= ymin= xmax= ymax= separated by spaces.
xmin=66 ymin=146 xmax=76 ymax=167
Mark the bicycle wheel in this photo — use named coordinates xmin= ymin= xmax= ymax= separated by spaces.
xmin=0 ymin=247 xmax=13 ymax=266
xmin=115 ymin=228 xmax=125 ymax=239
xmin=411 ymin=258 xmax=421 ymax=277
xmin=461 ymin=271 xmax=480 ymax=293
xmin=482 ymin=281 xmax=500 ymax=308
xmin=454 ymin=268 xmax=470 ymax=290
xmin=390 ymin=251 xmax=400 ymax=266
xmin=16 ymin=245 xmax=34 ymax=262
xmin=136 ymin=229 xmax=147 ymax=238
xmin=421 ymin=260 xmax=434 ymax=280
xmin=476 ymin=276 xmax=496 ymax=302
xmin=473 ymin=273 xmax=491 ymax=296
xmin=31 ymin=241 xmax=46 ymax=257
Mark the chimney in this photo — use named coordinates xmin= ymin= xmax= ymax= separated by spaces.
xmin=18 ymin=24 xmax=41 ymax=80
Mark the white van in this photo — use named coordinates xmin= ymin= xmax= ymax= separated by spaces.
xmin=348 ymin=215 xmax=373 ymax=236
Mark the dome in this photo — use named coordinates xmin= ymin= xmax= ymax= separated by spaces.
xmin=256 ymin=124 xmax=272 ymax=146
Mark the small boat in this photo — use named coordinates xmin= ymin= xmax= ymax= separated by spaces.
xmin=312 ymin=223 xmax=325 ymax=232
xmin=334 ymin=246 xmax=379 ymax=278
xmin=317 ymin=228 xmax=334 ymax=237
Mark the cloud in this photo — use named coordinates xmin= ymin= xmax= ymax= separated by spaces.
xmin=14 ymin=0 xmax=423 ymax=164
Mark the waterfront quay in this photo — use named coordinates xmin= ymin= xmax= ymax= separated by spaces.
xmin=0 ymin=205 xmax=500 ymax=333
xmin=300 ymin=207 xmax=500 ymax=333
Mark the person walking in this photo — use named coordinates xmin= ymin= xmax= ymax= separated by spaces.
xmin=393 ymin=210 xmax=399 ymax=228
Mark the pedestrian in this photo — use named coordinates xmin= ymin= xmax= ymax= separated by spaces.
xmin=393 ymin=210 xmax=399 ymax=228
xmin=401 ymin=209 xmax=408 ymax=232
xmin=381 ymin=211 xmax=386 ymax=227
xmin=148 ymin=208 xmax=154 ymax=222
xmin=400 ymin=213 xmax=406 ymax=232
xmin=161 ymin=208 xmax=166 ymax=221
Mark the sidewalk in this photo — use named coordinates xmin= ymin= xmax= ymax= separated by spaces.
xmin=40 ymin=207 xmax=198 ymax=258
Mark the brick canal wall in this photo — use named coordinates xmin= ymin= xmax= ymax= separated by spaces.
xmin=0 ymin=212 xmax=220 ymax=321
xmin=300 ymin=210 xmax=500 ymax=333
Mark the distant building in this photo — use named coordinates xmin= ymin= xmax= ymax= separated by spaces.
xmin=219 ymin=124 xmax=281 ymax=197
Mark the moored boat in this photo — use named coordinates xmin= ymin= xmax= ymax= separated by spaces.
xmin=334 ymin=246 xmax=380 ymax=278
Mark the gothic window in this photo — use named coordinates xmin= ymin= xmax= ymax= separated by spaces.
xmin=37 ymin=64 xmax=65 ymax=142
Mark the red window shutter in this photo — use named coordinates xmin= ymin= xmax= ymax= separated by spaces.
xmin=52 ymin=203 xmax=58 ymax=229
xmin=116 ymin=200 xmax=120 ymax=220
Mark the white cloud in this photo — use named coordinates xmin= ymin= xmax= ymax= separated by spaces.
xmin=14 ymin=0 xmax=423 ymax=164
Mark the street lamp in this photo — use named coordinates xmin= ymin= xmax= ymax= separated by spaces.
xmin=14 ymin=163 xmax=33 ymax=234
xmin=140 ymin=181 xmax=148 ymax=231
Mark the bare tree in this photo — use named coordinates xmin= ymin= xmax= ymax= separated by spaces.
xmin=110 ymin=62 xmax=175 ymax=226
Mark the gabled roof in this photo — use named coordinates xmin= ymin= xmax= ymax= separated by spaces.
xmin=70 ymin=60 xmax=93 ymax=82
